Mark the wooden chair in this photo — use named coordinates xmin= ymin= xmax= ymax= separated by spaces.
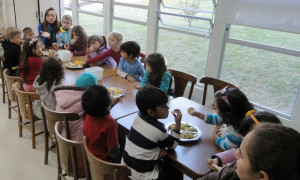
xmin=41 ymin=101 xmax=80 ymax=165
xmin=54 ymin=121 xmax=85 ymax=180
xmin=168 ymin=68 xmax=197 ymax=99
xmin=3 ymin=69 xmax=23 ymax=118
xmin=0 ymin=56 xmax=6 ymax=103
xmin=199 ymin=76 xmax=238 ymax=105
xmin=13 ymin=82 xmax=43 ymax=149
xmin=82 ymin=136 xmax=131 ymax=180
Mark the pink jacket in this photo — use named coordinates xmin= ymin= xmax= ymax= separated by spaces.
xmin=54 ymin=86 xmax=85 ymax=141
xmin=213 ymin=148 xmax=238 ymax=165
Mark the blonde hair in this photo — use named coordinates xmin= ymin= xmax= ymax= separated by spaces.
xmin=62 ymin=14 xmax=72 ymax=24
xmin=5 ymin=27 xmax=21 ymax=40
xmin=110 ymin=31 xmax=123 ymax=42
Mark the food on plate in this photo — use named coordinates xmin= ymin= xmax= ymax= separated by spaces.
xmin=168 ymin=122 xmax=199 ymax=140
xmin=42 ymin=49 xmax=56 ymax=56
xmin=107 ymin=87 xmax=124 ymax=97
xmin=66 ymin=60 xmax=84 ymax=68
xmin=180 ymin=122 xmax=198 ymax=132
xmin=181 ymin=131 xmax=197 ymax=139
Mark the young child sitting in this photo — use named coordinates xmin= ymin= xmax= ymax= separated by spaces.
xmin=122 ymin=85 xmax=182 ymax=180
xmin=56 ymin=14 xmax=72 ymax=49
xmin=23 ymin=27 xmax=35 ymax=40
xmin=68 ymin=25 xmax=88 ymax=56
xmin=188 ymin=87 xmax=254 ymax=150
xmin=117 ymin=41 xmax=145 ymax=82
xmin=135 ymin=53 xmax=172 ymax=94
xmin=82 ymin=85 xmax=122 ymax=163
xmin=87 ymin=35 xmax=116 ymax=67
xmin=1 ymin=27 xmax=23 ymax=76
xmin=18 ymin=38 xmax=44 ymax=92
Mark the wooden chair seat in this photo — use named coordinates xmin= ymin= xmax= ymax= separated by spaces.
xmin=0 ymin=56 xmax=6 ymax=103
xmin=41 ymin=101 xmax=80 ymax=165
xmin=13 ymin=82 xmax=43 ymax=149
xmin=168 ymin=68 xmax=197 ymax=99
xmin=3 ymin=69 xmax=23 ymax=119
xmin=82 ymin=136 xmax=131 ymax=180
xmin=199 ymin=76 xmax=238 ymax=105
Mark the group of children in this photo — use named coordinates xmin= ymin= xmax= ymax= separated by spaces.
xmin=1 ymin=6 xmax=299 ymax=180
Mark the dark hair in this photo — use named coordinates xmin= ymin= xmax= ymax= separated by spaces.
xmin=37 ymin=57 xmax=64 ymax=91
xmin=71 ymin=25 xmax=87 ymax=50
xmin=42 ymin=7 xmax=60 ymax=31
xmin=146 ymin=53 xmax=168 ymax=88
xmin=81 ymin=85 xmax=111 ymax=117
xmin=88 ymin=35 xmax=108 ymax=49
xmin=23 ymin=27 xmax=33 ymax=38
xmin=239 ymin=111 xmax=281 ymax=136
xmin=18 ymin=38 xmax=41 ymax=78
xmin=215 ymin=88 xmax=254 ymax=129
xmin=136 ymin=85 xmax=168 ymax=115
xmin=247 ymin=123 xmax=300 ymax=180
xmin=120 ymin=41 xmax=140 ymax=58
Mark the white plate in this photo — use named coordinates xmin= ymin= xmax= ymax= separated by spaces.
xmin=107 ymin=87 xmax=125 ymax=98
xmin=166 ymin=122 xmax=202 ymax=142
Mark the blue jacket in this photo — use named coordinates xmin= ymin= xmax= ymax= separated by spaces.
xmin=56 ymin=27 xmax=71 ymax=48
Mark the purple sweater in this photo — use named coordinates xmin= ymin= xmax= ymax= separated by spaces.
xmin=88 ymin=46 xmax=117 ymax=67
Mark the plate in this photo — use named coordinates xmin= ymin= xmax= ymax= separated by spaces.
xmin=166 ymin=122 xmax=202 ymax=142
xmin=42 ymin=50 xmax=56 ymax=56
xmin=107 ymin=87 xmax=125 ymax=98
xmin=65 ymin=61 xmax=85 ymax=70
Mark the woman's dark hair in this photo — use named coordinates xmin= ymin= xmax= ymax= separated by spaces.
xmin=42 ymin=7 xmax=60 ymax=31
xmin=215 ymin=88 xmax=254 ymax=129
xmin=136 ymin=85 xmax=168 ymax=115
xmin=18 ymin=38 xmax=40 ymax=78
xmin=37 ymin=57 xmax=64 ymax=91
xmin=88 ymin=35 xmax=108 ymax=49
xmin=239 ymin=111 xmax=281 ymax=136
xmin=71 ymin=25 xmax=87 ymax=50
xmin=247 ymin=123 xmax=300 ymax=180
xmin=81 ymin=85 xmax=111 ymax=117
xmin=146 ymin=53 xmax=168 ymax=88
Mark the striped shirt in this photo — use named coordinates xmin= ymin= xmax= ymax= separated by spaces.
xmin=205 ymin=113 xmax=243 ymax=150
xmin=122 ymin=112 xmax=180 ymax=180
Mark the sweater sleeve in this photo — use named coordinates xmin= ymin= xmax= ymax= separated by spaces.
xmin=212 ymin=148 xmax=237 ymax=165
xmin=86 ymin=48 xmax=112 ymax=64
xmin=106 ymin=123 xmax=121 ymax=163
xmin=117 ymin=58 xmax=128 ymax=79
xmin=157 ymin=129 xmax=180 ymax=149
xmin=159 ymin=71 xmax=171 ymax=94
xmin=139 ymin=70 xmax=150 ymax=87
xmin=215 ymin=127 xmax=243 ymax=150
xmin=56 ymin=32 xmax=64 ymax=48
xmin=205 ymin=114 xmax=223 ymax=125
xmin=38 ymin=24 xmax=45 ymax=43
xmin=69 ymin=41 xmax=87 ymax=56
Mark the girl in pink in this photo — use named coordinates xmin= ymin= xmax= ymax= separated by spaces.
xmin=18 ymin=38 xmax=44 ymax=92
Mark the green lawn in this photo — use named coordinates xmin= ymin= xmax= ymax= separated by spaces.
xmin=74 ymin=0 xmax=300 ymax=115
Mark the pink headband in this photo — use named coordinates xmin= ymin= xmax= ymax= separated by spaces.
xmin=220 ymin=86 xmax=231 ymax=108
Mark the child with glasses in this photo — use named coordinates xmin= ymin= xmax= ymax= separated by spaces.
xmin=188 ymin=87 xmax=254 ymax=150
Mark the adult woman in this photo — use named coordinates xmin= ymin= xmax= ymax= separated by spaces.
xmin=38 ymin=7 xmax=60 ymax=47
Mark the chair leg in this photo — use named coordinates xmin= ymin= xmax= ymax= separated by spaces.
xmin=2 ymin=85 xmax=5 ymax=104
xmin=44 ymin=133 xmax=49 ymax=164
xmin=31 ymin=120 xmax=36 ymax=149
xmin=8 ymin=99 xmax=11 ymax=119
xmin=18 ymin=116 xmax=23 ymax=137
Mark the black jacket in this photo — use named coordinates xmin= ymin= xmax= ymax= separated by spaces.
xmin=1 ymin=38 xmax=21 ymax=75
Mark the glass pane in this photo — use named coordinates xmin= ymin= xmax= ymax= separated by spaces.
xmin=79 ymin=13 xmax=104 ymax=35
xmin=115 ymin=0 xmax=149 ymax=6
xmin=114 ymin=5 xmax=148 ymax=22
xmin=161 ymin=0 xmax=214 ymax=12
xmin=62 ymin=0 xmax=71 ymax=8
xmin=79 ymin=0 xmax=104 ymax=13
xmin=158 ymin=30 xmax=209 ymax=79
xmin=230 ymin=25 xmax=300 ymax=51
xmin=222 ymin=44 xmax=300 ymax=115
xmin=113 ymin=21 xmax=147 ymax=53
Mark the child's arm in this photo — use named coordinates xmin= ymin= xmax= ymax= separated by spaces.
xmin=117 ymin=58 xmax=130 ymax=79
xmin=38 ymin=24 xmax=45 ymax=42
xmin=188 ymin=107 xmax=205 ymax=120
xmin=86 ymin=48 xmax=112 ymax=64
xmin=211 ymin=148 xmax=238 ymax=166
xmin=56 ymin=33 xmax=64 ymax=48
xmin=106 ymin=123 xmax=121 ymax=163
xmin=138 ymin=52 xmax=146 ymax=58
xmin=139 ymin=70 xmax=150 ymax=87
xmin=215 ymin=128 xmax=243 ymax=150
xmin=205 ymin=114 xmax=223 ymax=125
xmin=159 ymin=71 xmax=171 ymax=94
xmin=69 ymin=42 xmax=88 ymax=56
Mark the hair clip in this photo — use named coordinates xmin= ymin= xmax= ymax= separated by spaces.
xmin=245 ymin=110 xmax=260 ymax=124
xmin=220 ymin=86 xmax=231 ymax=108
xmin=29 ymin=38 xmax=38 ymax=46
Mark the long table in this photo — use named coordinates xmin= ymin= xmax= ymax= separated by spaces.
xmin=117 ymin=97 xmax=221 ymax=180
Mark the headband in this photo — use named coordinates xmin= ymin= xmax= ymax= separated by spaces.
xmin=220 ymin=86 xmax=231 ymax=108
xmin=29 ymin=38 xmax=38 ymax=46
xmin=245 ymin=110 xmax=260 ymax=124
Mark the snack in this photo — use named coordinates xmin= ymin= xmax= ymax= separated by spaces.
xmin=171 ymin=111 xmax=175 ymax=115
xmin=188 ymin=108 xmax=195 ymax=115
xmin=167 ymin=122 xmax=200 ymax=140
xmin=107 ymin=87 xmax=124 ymax=97
xmin=66 ymin=60 xmax=84 ymax=68
xmin=213 ymin=163 xmax=222 ymax=171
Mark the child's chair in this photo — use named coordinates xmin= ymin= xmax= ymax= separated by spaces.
xmin=41 ymin=101 xmax=80 ymax=165
xmin=13 ymin=82 xmax=43 ymax=149
xmin=0 ymin=56 xmax=7 ymax=103
xmin=82 ymin=136 xmax=131 ymax=180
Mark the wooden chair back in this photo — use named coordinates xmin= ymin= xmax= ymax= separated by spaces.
xmin=41 ymin=101 xmax=80 ymax=164
xmin=54 ymin=121 xmax=85 ymax=180
xmin=199 ymin=76 xmax=238 ymax=105
xmin=168 ymin=68 xmax=197 ymax=99
xmin=14 ymin=82 xmax=43 ymax=149
xmin=82 ymin=136 xmax=131 ymax=180
xmin=0 ymin=56 xmax=6 ymax=103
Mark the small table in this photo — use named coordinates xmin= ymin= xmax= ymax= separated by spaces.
xmin=117 ymin=97 xmax=221 ymax=180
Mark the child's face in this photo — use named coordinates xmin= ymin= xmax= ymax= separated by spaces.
xmin=90 ymin=41 xmax=102 ymax=50
xmin=108 ymin=34 xmax=120 ymax=49
xmin=146 ymin=62 xmax=152 ymax=72
xmin=10 ymin=33 xmax=22 ymax=45
xmin=236 ymin=132 xmax=261 ymax=180
xmin=120 ymin=50 xmax=132 ymax=60
xmin=24 ymin=31 xmax=34 ymax=39
xmin=72 ymin=32 xmax=78 ymax=40
xmin=32 ymin=41 xmax=43 ymax=56
xmin=61 ymin=19 xmax=72 ymax=30
xmin=150 ymin=104 xmax=169 ymax=119
xmin=46 ymin=10 xmax=57 ymax=24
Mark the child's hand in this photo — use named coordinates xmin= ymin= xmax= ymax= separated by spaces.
xmin=133 ymin=85 xmax=142 ymax=90
xmin=70 ymin=38 xmax=77 ymax=45
xmin=126 ymin=75 xmax=136 ymax=82
xmin=40 ymin=31 xmax=50 ymax=39
xmin=63 ymin=44 xmax=69 ymax=49
xmin=171 ymin=109 xmax=182 ymax=132
xmin=157 ymin=148 xmax=167 ymax=160
xmin=207 ymin=158 xmax=220 ymax=170
xmin=87 ymin=47 xmax=95 ymax=54
xmin=111 ymin=97 xmax=122 ymax=107
xmin=52 ymin=43 xmax=59 ymax=50
xmin=187 ymin=107 xmax=196 ymax=116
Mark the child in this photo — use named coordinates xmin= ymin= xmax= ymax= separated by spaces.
xmin=188 ymin=87 xmax=254 ymax=150
xmin=38 ymin=7 xmax=60 ymax=47
xmin=68 ymin=25 xmax=88 ymax=56
xmin=33 ymin=57 xmax=64 ymax=119
xmin=136 ymin=53 xmax=172 ymax=94
xmin=1 ymin=27 xmax=22 ymax=76
xmin=82 ymin=85 xmax=122 ymax=163
xmin=56 ymin=14 xmax=72 ymax=49
xmin=117 ymin=41 xmax=145 ymax=82
xmin=87 ymin=35 xmax=116 ymax=67
xmin=53 ymin=72 xmax=97 ymax=141
xmin=23 ymin=27 xmax=35 ymax=39
xmin=122 ymin=85 xmax=182 ymax=180
xmin=85 ymin=31 xmax=145 ymax=65
xmin=18 ymin=38 xmax=44 ymax=92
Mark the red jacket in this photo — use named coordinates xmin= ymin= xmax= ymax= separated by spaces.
xmin=19 ymin=56 xmax=43 ymax=85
